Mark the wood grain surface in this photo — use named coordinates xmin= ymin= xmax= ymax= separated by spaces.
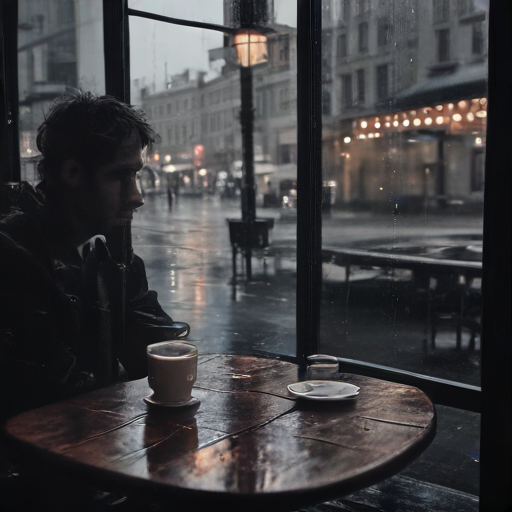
xmin=4 ymin=355 xmax=436 ymax=511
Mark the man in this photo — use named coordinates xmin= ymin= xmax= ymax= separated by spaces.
xmin=0 ymin=90 xmax=188 ymax=420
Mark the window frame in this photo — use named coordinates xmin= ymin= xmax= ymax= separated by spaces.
xmin=1 ymin=1 xmax=510 ymax=508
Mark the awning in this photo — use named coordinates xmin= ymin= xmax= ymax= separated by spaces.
xmin=394 ymin=63 xmax=487 ymax=111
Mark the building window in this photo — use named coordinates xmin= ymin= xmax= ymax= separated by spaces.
xmin=356 ymin=69 xmax=365 ymax=104
xmin=355 ymin=0 xmax=369 ymax=16
xmin=184 ymin=98 xmax=188 ymax=110
xmin=280 ymin=87 xmax=291 ymax=112
xmin=433 ymin=0 xmax=450 ymax=23
xmin=279 ymin=35 xmax=290 ymax=62
xmin=342 ymin=74 xmax=353 ymax=107
xmin=167 ymin=127 xmax=172 ymax=143
xmin=322 ymin=0 xmax=332 ymax=24
xmin=359 ymin=22 xmax=368 ymax=52
xmin=338 ymin=0 xmax=350 ymax=21
xmin=159 ymin=105 xmax=163 ymax=116
xmin=337 ymin=33 xmax=348 ymax=58
xmin=376 ymin=64 xmax=388 ymax=100
xmin=167 ymin=103 xmax=171 ymax=115
xmin=472 ymin=21 xmax=485 ymax=55
xmin=437 ymin=28 xmax=450 ymax=62
xmin=378 ymin=18 xmax=389 ymax=47
xmin=458 ymin=0 xmax=475 ymax=16
xmin=182 ymin=124 xmax=187 ymax=142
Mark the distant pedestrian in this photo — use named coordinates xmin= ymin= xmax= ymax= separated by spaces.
xmin=167 ymin=186 xmax=173 ymax=208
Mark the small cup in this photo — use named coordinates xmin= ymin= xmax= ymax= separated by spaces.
xmin=146 ymin=341 xmax=198 ymax=406
xmin=306 ymin=354 xmax=339 ymax=380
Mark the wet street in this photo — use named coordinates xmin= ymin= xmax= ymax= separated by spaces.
xmin=132 ymin=191 xmax=483 ymax=386
xmin=133 ymin=192 xmax=482 ymax=497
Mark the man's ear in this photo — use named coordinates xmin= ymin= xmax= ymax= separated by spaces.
xmin=61 ymin=160 xmax=86 ymax=187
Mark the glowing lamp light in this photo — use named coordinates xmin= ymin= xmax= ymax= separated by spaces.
xmin=413 ymin=118 xmax=421 ymax=126
xmin=344 ymin=136 xmax=351 ymax=143
xmin=198 ymin=168 xmax=208 ymax=177
xmin=375 ymin=133 xmax=381 ymax=137
xmin=361 ymin=121 xmax=368 ymax=128
xmin=385 ymin=122 xmax=391 ymax=128
xmin=154 ymin=154 xmax=160 ymax=162
xmin=479 ymin=98 xmax=487 ymax=105
xmin=403 ymin=119 xmax=410 ymax=127
xmin=475 ymin=137 xmax=482 ymax=145
xmin=233 ymin=30 xmax=268 ymax=67
xmin=165 ymin=154 xmax=171 ymax=163
xmin=452 ymin=113 xmax=462 ymax=122
xmin=436 ymin=116 xmax=444 ymax=125
xmin=393 ymin=120 xmax=399 ymax=127
xmin=467 ymin=112 xmax=475 ymax=121
xmin=448 ymin=103 xmax=454 ymax=110
xmin=375 ymin=122 xmax=381 ymax=129
xmin=368 ymin=133 xmax=375 ymax=138
xmin=458 ymin=101 xmax=468 ymax=109
xmin=425 ymin=117 xmax=432 ymax=125
xmin=476 ymin=110 xmax=487 ymax=118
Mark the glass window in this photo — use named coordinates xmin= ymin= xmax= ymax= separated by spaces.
xmin=337 ymin=33 xmax=348 ymax=58
xmin=434 ymin=0 xmax=450 ymax=23
xmin=472 ymin=21 xmax=485 ymax=55
xmin=437 ymin=28 xmax=450 ymax=62
xmin=129 ymin=3 xmax=297 ymax=357
xmin=17 ymin=0 xmax=105 ymax=184
xmin=378 ymin=17 xmax=389 ymax=47
xmin=321 ymin=0 xmax=487 ymax=494
xmin=338 ymin=0 xmax=350 ymax=22
xmin=321 ymin=0 xmax=486 ymax=393
xmin=376 ymin=64 xmax=388 ymax=100
xmin=356 ymin=69 xmax=365 ymax=104
xmin=342 ymin=74 xmax=353 ymax=107
xmin=358 ymin=22 xmax=368 ymax=52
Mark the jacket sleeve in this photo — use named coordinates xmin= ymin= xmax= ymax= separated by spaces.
xmin=0 ymin=231 xmax=98 ymax=420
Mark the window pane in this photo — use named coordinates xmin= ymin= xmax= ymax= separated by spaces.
xmin=18 ymin=0 xmax=105 ymax=183
xmin=320 ymin=0 xmax=487 ymax=387
xmin=129 ymin=3 xmax=297 ymax=356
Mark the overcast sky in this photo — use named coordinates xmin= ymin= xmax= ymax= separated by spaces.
xmin=128 ymin=0 xmax=296 ymax=94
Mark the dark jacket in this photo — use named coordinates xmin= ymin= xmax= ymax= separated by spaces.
xmin=0 ymin=182 xmax=187 ymax=419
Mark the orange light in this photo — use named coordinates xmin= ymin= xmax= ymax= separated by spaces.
xmin=233 ymin=30 xmax=268 ymax=67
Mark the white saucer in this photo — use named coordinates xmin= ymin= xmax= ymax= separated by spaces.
xmin=287 ymin=380 xmax=360 ymax=401
xmin=143 ymin=395 xmax=200 ymax=408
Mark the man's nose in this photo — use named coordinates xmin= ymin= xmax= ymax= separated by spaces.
xmin=126 ymin=175 xmax=144 ymax=209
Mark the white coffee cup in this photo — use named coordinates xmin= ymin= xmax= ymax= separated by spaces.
xmin=146 ymin=341 xmax=198 ymax=405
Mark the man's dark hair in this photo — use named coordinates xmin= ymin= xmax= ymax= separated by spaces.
xmin=36 ymin=89 xmax=159 ymax=181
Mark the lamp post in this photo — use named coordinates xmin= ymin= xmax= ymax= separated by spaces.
xmin=232 ymin=29 xmax=267 ymax=279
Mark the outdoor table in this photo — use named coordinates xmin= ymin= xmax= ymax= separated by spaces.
xmin=4 ymin=354 xmax=436 ymax=511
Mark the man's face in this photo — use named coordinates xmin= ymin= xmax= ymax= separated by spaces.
xmin=80 ymin=137 xmax=145 ymax=237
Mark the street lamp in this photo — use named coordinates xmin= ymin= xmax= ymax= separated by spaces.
xmin=230 ymin=28 xmax=269 ymax=279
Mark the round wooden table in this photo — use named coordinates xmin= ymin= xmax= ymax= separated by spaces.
xmin=4 ymin=354 xmax=436 ymax=511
